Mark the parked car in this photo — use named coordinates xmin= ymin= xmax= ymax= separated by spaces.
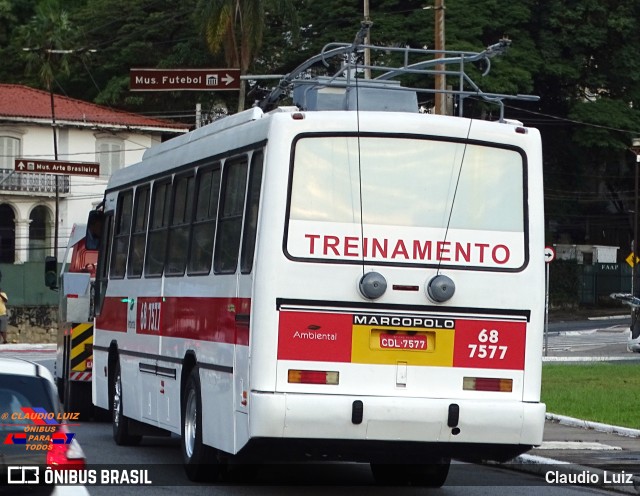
xmin=0 ymin=357 xmax=88 ymax=495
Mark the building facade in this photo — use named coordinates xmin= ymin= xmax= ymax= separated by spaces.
xmin=0 ymin=84 xmax=189 ymax=264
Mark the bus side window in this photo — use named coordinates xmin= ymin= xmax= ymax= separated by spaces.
xmin=109 ymin=190 xmax=133 ymax=279
xmin=127 ymin=185 xmax=150 ymax=278
xmin=214 ymin=157 xmax=248 ymax=274
xmin=166 ymin=174 xmax=195 ymax=276
xmin=94 ymin=211 xmax=113 ymax=316
xmin=188 ymin=164 xmax=221 ymax=275
xmin=145 ymin=179 xmax=172 ymax=277
xmin=240 ymin=150 xmax=263 ymax=274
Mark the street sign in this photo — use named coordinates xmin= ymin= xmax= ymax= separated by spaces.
xmin=626 ymin=252 xmax=639 ymax=268
xmin=544 ymin=246 xmax=556 ymax=263
xmin=14 ymin=159 xmax=100 ymax=177
xmin=130 ymin=68 xmax=241 ymax=91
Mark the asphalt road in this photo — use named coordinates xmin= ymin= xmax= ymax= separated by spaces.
xmin=69 ymin=421 xmax=617 ymax=496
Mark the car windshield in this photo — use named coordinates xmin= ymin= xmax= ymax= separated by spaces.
xmin=0 ymin=375 xmax=56 ymax=433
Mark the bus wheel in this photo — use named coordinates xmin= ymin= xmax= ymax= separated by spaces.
xmin=111 ymin=361 xmax=142 ymax=446
xmin=370 ymin=460 xmax=450 ymax=487
xmin=181 ymin=368 xmax=220 ymax=482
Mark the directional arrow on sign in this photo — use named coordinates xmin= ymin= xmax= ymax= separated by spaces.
xmin=222 ymin=73 xmax=235 ymax=86
xmin=16 ymin=161 xmax=25 ymax=170
xmin=544 ymin=246 xmax=556 ymax=263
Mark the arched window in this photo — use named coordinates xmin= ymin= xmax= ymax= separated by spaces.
xmin=29 ymin=206 xmax=51 ymax=262
xmin=0 ymin=204 xmax=15 ymax=263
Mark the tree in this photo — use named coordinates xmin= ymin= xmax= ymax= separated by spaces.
xmin=17 ymin=0 xmax=77 ymax=91
xmin=197 ymin=0 xmax=298 ymax=111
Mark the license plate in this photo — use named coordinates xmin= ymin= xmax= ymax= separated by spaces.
xmin=380 ymin=333 xmax=427 ymax=350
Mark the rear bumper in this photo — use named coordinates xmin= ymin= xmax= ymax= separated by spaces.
xmin=247 ymin=392 xmax=545 ymax=461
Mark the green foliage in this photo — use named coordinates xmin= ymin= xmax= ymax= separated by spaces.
xmin=16 ymin=0 xmax=78 ymax=90
xmin=570 ymin=99 xmax=640 ymax=150
xmin=549 ymin=260 xmax=580 ymax=307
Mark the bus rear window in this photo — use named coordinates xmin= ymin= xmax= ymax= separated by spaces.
xmin=287 ymin=136 xmax=525 ymax=269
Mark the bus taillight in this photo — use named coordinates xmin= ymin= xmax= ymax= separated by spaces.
xmin=463 ymin=377 xmax=513 ymax=392
xmin=288 ymin=370 xmax=339 ymax=385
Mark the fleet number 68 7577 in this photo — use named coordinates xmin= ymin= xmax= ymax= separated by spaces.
xmin=468 ymin=329 xmax=508 ymax=359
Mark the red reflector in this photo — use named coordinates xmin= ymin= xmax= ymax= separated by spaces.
xmin=300 ymin=371 xmax=326 ymax=384
xmin=66 ymin=294 xmax=79 ymax=299
xmin=292 ymin=112 xmax=305 ymax=120
xmin=515 ymin=126 xmax=527 ymax=134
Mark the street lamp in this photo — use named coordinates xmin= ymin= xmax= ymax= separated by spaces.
xmin=631 ymin=137 xmax=640 ymax=297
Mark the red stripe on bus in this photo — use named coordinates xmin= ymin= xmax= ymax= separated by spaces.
xmin=96 ymin=296 xmax=250 ymax=345
xmin=95 ymin=296 xmax=128 ymax=332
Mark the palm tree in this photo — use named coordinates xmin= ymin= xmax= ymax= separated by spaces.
xmin=19 ymin=0 xmax=76 ymax=91
xmin=197 ymin=0 xmax=297 ymax=111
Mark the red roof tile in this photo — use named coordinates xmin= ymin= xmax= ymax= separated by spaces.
xmin=0 ymin=84 xmax=190 ymax=131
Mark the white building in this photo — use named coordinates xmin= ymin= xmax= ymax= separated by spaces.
xmin=0 ymin=84 xmax=189 ymax=263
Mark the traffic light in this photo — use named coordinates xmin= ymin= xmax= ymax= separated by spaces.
xmin=45 ymin=256 xmax=58 ymax=289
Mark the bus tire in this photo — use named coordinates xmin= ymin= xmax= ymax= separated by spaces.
xmin=181 ymin=368 xmax=220 ymax=482
xmin=111 ymin=361 xmax=142 ymax=446
xmin=370 ymin=459 xmax=450 ymax=487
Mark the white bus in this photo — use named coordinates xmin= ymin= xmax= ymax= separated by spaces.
xmin=91 ymin=36 xmax=545 ymax=486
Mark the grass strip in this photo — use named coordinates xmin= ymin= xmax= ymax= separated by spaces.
xmin=542 ymin=363 xmax=640 ymax=428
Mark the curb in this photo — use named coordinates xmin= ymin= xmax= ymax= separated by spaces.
xmin=546 ymin=413 xmax=640 ymax=438
xmin=543 ymin=356 xmax=640 ymax=362
xmin=588 ymin=315 xmax=629 ymax=321
xmin=0 ymin=343 xmax=56 ymax=352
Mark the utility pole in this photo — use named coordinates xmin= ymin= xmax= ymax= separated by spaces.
xmin=49 ymin=85 xmax=60 ymax=261
xmin=433 ymin=0 xmax=446 ymax=115
xmin=23 ymin=47 xmax=95 ymax=261
xmin=363 ymin=0 xmax=371 ymax=79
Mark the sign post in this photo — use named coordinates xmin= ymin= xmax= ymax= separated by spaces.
xmin=543 ymin=246 xmax=555 ymax=356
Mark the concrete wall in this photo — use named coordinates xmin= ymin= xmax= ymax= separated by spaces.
xmin=4 ymin=305 xmax=57 ymax=344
